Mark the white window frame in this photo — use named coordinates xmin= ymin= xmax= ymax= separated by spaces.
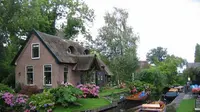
xmin=31 ymin=43 xmax=40 ymax=59
xmin=43 ymin=64 xmax=52 ymax=86
xmin=25 ymin=65 xmax=34 ymax=85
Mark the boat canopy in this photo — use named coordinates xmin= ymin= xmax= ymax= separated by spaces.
xmin=169 ymin=88 xmax=178 ymax=92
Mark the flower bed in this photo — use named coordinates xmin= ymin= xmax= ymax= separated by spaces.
xmin=0 ymin=92 xmax=28 ymax=112
xmin=76 ymin=84 xmax=100 ymax=98
xmin=0 ymin=83 xmax=113 ymax=112
xmin=0 ymin=83 xmax=83 ymax=112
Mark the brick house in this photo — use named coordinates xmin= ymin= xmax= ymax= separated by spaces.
xmin=11 ymin=30 xmax=112 ymax=89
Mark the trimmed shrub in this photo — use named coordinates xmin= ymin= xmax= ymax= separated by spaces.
xmin=19 ymin=85 xmax=40 ymax=96
xmin=49 ymin=85 xmax=83 ymax=107
xmin=14 ymin=82 xmax=22 ymax=93
xmin=28 ymin=90 xmax=54 ymax=111
xmin=0 ymin=83 xmax=14 ymax=93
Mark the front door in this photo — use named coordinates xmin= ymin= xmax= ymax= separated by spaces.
xmin=96 ymin=71 xmax=105 ymax=87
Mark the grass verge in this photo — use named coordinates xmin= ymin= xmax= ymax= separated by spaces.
xmin=99 ymin=88 xmax=129 ymax=97
xmin=54 ymin=98 xmax=111 ymax=112
xmin=176 ymin=99 xmax=195 ymax=112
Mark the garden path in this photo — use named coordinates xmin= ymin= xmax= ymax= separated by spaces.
xmin=183 ymin=92 xmax=193 ymax=99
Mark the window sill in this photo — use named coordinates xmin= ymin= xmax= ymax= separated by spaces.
xmin=43 ymin=84 xmax=52 ymax=86
xmin=26 ymin=84 xmax=35 ymax=86
xmin=32 ymin=57 xmax=40 ymax=60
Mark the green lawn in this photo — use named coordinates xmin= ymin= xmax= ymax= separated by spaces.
xmin=177 ymin=99 xmax=195 ymax=112
xmin=54 ymin=98 xmax=111 ymax=112
xmin=99 ymin=88 xmax=129 ymax=97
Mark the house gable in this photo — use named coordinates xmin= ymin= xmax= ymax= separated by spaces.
xmin=11 ymin=30 xmax=60 ymax=65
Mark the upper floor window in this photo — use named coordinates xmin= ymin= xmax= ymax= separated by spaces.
xmin=32 ymin=43 xmax=40 ymax=59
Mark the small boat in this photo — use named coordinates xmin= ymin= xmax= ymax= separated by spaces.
xmin=135 ymin=101 xmax=166 ymax=112
xmin=126 ymin=91 xmax=149 ymax=101
xmin=174 ymin=86 xmax=184 ymax=92
xmin=164 ymin=88 xmax=178 ymax=101
xmin=168 ymin=88 xmax=178 ymax=92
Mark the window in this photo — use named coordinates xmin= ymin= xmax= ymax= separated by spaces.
xmin=64 ymin=66 xmax=68 ymax=83
xmin=67 ymin=46 xmax=76 ymax=54
xmin=44 ymin=65 xmax=52 ymax=85
xmin=32 ymin=43 xmax=40 ymax=59
xmin=26 ymin=66 xmax=34 ymax=84
xmin=98 ymin=75 xmax=100 ymax=81
xmin=101 ymin=75 xmax=103 ymax=80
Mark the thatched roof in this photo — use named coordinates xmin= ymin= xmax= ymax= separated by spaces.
xmin=36 ymin=31 xmax=85 ymax=63
xmin=96 ymin=58 xmax=113 ymax=76
xmin=72 ymin=55 xmax=97 ymax=71
xmin=12 ymin=29 xmax=113 ymax=76
xmin=72 ymin=55 xmax=113 ymax=76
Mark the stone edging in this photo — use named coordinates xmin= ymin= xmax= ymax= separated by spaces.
xmin=81 ymin=91 xmax=129 ymax=112
xmin=81 ymin=101 xmax=118 ymax=112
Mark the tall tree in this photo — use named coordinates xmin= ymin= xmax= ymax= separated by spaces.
xmin=110 ymin=47 xmax=139 ymax=83
xmin=194 ymin=43 xmax=200 ymax=62
xmin=146 ymin=47 xmax=168 ymax=65
xmin=95 ymin=7 xmax=139 ymax=58
xmin=157 ymin=55 xmax=184 ymax=85
xmin=95 ymin=7 xmax=139 ymax=84
xmin=0 ymin=0 xmax=94 ymax=40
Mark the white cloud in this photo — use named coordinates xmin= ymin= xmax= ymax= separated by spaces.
xmin=85 ymin=0 xmax=200 ymax=62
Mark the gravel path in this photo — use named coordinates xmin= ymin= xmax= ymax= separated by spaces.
xmin=183 ymin=92 xmax=193 ymax=99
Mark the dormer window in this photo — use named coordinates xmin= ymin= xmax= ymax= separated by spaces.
xmin=67 ymin=46 xmax=76 ymax=54
xmin=32 ymin=43 xmax=40 ymax=59
xmin=83 ymin=49 xmax=89 ymax=55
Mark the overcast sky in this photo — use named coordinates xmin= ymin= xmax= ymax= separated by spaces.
xmin=83 ymin=0 xmax=200 ymax=62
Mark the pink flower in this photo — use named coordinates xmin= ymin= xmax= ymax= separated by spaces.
xmin=47 ymin=109 xmax=52 ymax=112
xmin=2 ymin=92 xmax=14 ymax=106
xmin=77 ymin=84 xmax=83 ymax=88
xmin=24 ymin=109 xmax=30 ymax=112
xmin=78 ymin=84 xmax=100 ymax=98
